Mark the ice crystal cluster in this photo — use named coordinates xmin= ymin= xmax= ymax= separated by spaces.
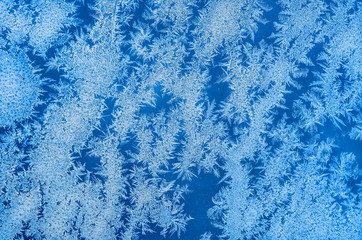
xmin=0 ymin=0 xmax=361 ymax=239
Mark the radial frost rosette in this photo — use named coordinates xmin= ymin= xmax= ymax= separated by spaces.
xmin=0 ymin=50 xmax=40 ymax=127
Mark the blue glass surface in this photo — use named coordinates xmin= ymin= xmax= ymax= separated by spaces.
xmin=0 ymin=0 xmax=361 ymax=239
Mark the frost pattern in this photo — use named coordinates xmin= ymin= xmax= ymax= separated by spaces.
xmin=0 ymin=0 xmax=361 ymax=240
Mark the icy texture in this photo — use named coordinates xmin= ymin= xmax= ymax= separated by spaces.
xmin=0 ymin=0 xmax=361 ymax=239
